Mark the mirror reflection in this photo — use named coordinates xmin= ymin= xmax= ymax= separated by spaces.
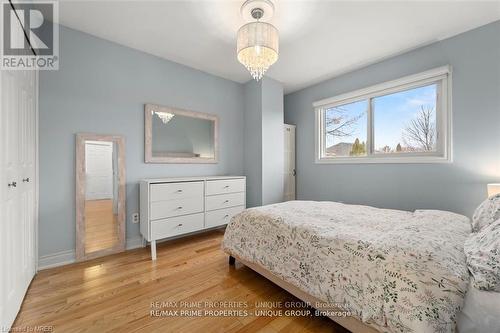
xmin=145 ymin=104 xmax=218 ymax=163
xmin=151 ymin=111 xmax=215 ymax=159
xmin=84 ymin=140 xmax=119 ymax=254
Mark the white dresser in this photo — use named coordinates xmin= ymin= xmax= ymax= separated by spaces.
xmin=140 ymin=176 xmax=246 ymax=260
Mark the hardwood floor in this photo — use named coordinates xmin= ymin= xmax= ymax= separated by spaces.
xmin=13 ymin=230 xmax=350 ymax=333
xmin=84 ymin=199 xmax=119 ymax=253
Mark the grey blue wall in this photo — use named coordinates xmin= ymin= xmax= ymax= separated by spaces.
xmin=284 ymin=21 xmax=500 ymax=217
xmin=151 ymin=115 xmax=214 ymax=157
xmin=261 ymin=78 xmax=284 ymax=205
xmin=39 ymin=26 xmax=245 ymax=257
xmin=243 ymin=80 xmax=263 ymax=207
xmin=243 ymin=77 xmax=284 ymax=207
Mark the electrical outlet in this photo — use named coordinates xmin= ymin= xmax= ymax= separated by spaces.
xmin=132 ymin=213 xmax=140 ymax=224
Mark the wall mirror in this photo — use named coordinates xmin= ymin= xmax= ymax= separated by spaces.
xmin=145 ymin=103 xmax=218 ymax=163
xmin=76 ymin=133 xmax=126 ymax=261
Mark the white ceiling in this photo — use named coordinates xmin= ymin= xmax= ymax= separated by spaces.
xmin=58 ymin=1 xmax=500 ymax=93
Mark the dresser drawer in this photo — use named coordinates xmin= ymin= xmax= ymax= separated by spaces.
xmin=150 ymin=181 xmax=203 ymax=202
xmin=205 ymin=206 xmax=245 ymax=228
xmin=150 ymin=196 xmax=204 ymax=220
xmin=206 ymin=178 xmax=245 ymax=195
xmin=151 ymin=213 xmax=204 ymax=240
xmin=205 ymin=192 xmax=245 ymax=211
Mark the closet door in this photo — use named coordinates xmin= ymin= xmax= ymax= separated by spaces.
xmin=0 ymin=69 xmax=37 ymax=330
xmin=18 ymin=70 xmax=37 ymax=283
xmin=1 ymin=69 xmax=22 ymax=330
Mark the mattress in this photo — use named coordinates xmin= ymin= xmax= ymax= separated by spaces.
xmin=222 ymin=200 xmax=472 ymax=333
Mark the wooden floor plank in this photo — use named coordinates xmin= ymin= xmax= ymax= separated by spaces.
xmin=13 ymin=230 xmax=349 ymax=333
xmin=85 ymin=199 xmax=119 ymax=253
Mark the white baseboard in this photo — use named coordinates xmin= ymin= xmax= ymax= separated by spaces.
xmin=38 ymin=236 xmax=145 ymax=270
xmin=38 ymin=249 xmax=75 ymax=270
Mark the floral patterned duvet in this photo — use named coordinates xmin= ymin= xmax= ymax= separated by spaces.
xmin=222 ymin=201 xmax=472 ymax=333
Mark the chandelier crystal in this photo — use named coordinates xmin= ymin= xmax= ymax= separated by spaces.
xmin=155 ymin=111 xmax=175 ymax=124
xmin=237 ymin=4 xmax=279 ymax=81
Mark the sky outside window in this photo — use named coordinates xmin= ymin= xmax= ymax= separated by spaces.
xmin=373 ymin=84 xmax=437 ymax=153
xmin=325 ymin=100 xmax=367 ymax=156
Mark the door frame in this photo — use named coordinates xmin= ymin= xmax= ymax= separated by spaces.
xmin=284 ymin=124 xmax=296 ymax=201
xmin=35 ymin=70 xmax=39 ymax=272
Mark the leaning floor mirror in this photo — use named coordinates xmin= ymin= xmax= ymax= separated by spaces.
xmin=76 ymin=133 xmax=126 ymax=261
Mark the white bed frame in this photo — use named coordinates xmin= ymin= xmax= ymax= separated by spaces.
xmin=226 ymin=252 xmax=379 ymax=333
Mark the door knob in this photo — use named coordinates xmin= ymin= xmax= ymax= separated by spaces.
xmin=23 ymin=178 xmax=30 ymax=182
xmin=8 ymin=181 xmax=17 ymax=187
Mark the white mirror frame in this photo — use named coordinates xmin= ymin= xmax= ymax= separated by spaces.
xmin=144 ymin=103 xmax=219 ymax=164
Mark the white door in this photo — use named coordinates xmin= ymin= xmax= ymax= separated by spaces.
xmin=85 ymin=141 xmax=114 ymax=200
xmin=0 ymin=69 xmax=38 ymax=330
xmin=284 ymin=124 xmax=296 ymax=201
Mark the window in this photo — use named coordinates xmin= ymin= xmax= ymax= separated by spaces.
xmin=315 ymin=66 xmax=451 ymax=163
xmin=373 ymin=84 xmax=437 ymax=154
xmin=324 ymin=100 xmax=368 ymax=157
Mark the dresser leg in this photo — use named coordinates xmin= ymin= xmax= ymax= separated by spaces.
xmin=151 ymin=240 xmax=157 ymax=260
xmin=229 ymin=255 xmax=235 ymax=265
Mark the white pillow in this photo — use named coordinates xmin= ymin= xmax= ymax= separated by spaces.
xmin=464 ymin=219 xmax=500 ymax=292
xmin=472 ymin=193 xmax=500 ymax=232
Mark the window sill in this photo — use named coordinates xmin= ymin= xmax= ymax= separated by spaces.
xmin=315 ymin=155 xmax=452 ymax=164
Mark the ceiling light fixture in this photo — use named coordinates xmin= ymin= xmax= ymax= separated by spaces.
xmin=237 ymin=0 xmax=279 ymax=81
xmin=155 ymin=111 xmax=175 ymax=124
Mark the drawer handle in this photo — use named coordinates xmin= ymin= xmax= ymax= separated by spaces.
xmin=177 ymin=189 xmax=183 ymax=193
xmin=224 ymin=214 xmax=229 ymax=218
xmin=177 ymin=206 xmax=183 ymax=210
xmin=224 ymin=185 xmax=230 ymax=188
xmin=177 ymin=223 xmax=183 ymax=227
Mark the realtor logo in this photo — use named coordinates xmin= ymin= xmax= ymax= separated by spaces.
xmin=1 ymin=0 xmax=59 ymax=70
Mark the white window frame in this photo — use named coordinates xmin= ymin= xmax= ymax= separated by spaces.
xmin=314 ymin=66 xmax=452 ymax=164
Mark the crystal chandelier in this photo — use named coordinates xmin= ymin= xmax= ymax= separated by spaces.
xmin=237 ymin=0 xmax=279 ymax=81
xmin=155 ymin=111 xmax=175 ymax=124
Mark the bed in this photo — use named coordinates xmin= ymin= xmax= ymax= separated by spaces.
xmin=222 ymin=200 xmax=474 ymax=333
